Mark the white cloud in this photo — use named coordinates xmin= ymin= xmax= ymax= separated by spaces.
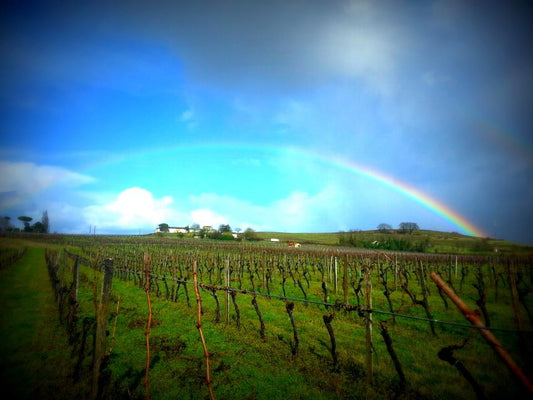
xmin=315 ymin=4 xmax=410 ymax=96
xmin=0 ymin=161 xmax=95 ymax=210
xmin=186 ymin=185 xmax=347 ymax=233
xmin=0 ymin=161 xmax=95 ymax=194
xmin=83 ymin=187 xmax=186 ymax=232
xmin=190 ymin=209 xmax=228 ymax=228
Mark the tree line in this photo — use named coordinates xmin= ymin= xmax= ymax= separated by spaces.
xmin=0 ymin=211 xmax=50 ymax=233
xmin=157 ymin=222 xmax=260 ymax=241
xmin=377 ymin=222 xmax=420 ymax=234
xmin=339 ymin=222 xmax=428 ymax=251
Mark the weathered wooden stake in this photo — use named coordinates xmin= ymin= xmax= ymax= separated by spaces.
xmin=508 ymin=262 xmax=523 ymax=330
xmin=343 ymin=261 xmax=348 ymax=304
xmin=224 ymin=258 xmax=230 ymax=324
xmin=143 ymin=252 xmax=152 ymax=400
xmin=72 ymin=256 xmax=80 ymax=302
xmin=364 ymin=265 xmax=373 ymax=384
xmin=92 ymin=258 xmax=113 ymax=399
xmin=394 ymin=255 xmax=398 ymax=291
xmin=430 ymin=272 xmax=533 ymax=392
xmin=334 ymin=257 xmax=338 ymax=294
xmin=68 ymin=256 xmax=80 ymax=334
xmin=193 ymin=260 xmax=216 ymax=400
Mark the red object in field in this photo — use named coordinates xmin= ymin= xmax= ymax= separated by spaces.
xmin=289 ymin=242 xmax=294 ymax=246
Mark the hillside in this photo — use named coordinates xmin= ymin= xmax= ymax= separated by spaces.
xmin=255 ymin=230 xmax=533 ymax=255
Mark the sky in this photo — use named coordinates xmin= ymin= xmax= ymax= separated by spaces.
xmin=1 ymin=0 xmax=532 ymax=243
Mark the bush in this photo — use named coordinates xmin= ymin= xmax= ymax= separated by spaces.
xmin=219 ymin=233 xmax=235 ymax=241
xmin=243 ymin=228 xmax=260 ymax=241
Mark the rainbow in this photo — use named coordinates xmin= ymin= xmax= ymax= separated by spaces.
xmin=85 ymin=143 xmax=487 ymax=238
xmin=314 ymin=152 xmax=486 ymax=237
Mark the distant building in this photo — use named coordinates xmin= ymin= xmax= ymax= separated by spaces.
xmin=154 ymin=226 xmax=189 ymax=234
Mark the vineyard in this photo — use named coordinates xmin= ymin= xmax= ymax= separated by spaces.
xmin=2 ymin=235 xmax=533 ymax=399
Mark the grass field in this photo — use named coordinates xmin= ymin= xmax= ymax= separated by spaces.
xmin=1 ymin=234 xmax=532 ymax=399
xmin=148 ymin=229 xmax=533 ymax=255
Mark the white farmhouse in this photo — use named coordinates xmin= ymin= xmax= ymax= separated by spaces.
xmin=154 ymin=226 xmax=189 ymax=234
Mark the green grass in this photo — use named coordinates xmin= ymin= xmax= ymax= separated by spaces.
xmin=0 ymin=247 xmax=89 ymax=399
xmin=146 ymin=229 xmax=533 ymax=255
xmin=1 ymin=237 xmax=532 ymax=399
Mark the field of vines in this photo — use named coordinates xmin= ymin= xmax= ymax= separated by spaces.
xmin=37 ymin=236 xmax=533 ymax=399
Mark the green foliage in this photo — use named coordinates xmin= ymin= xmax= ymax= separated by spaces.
xmin=158 ymin=223 xmax=169 ymax=232
xmin=338 ymin=230 xmax=359 ymax=247
xmin=18 ymin=216 xmax=33 ymax=232
xmin=243 ymin=227 xmax=260 ymax=241
xmin=360 ymin=238 xmax=432 ymax=252
xmin=31 ymin=221 xmax=46 ymax=233
xmin=470 ymin=237 xmax=493 ymax=252
xmin=2 ymin=237 xmax=532 ymax=400
xmin=219 ymin=232 xmax=235 ymax=240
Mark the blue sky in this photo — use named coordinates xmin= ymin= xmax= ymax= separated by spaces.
xmin=1 ymin=1 xmax=532 ymax=243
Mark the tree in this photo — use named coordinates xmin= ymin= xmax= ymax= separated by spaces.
xmin=0 ymin=217 xmax=13 ymax=232
xmin=18 ymin=216 xmax=33 ymax=232
xmin=377 ymin=223 xmax=392 ymax=233
xmin=243 ymin=227 xmax=260 ymax=241
xmin=32 ymin=221 xmax=45 ymax=233
xmin=191 ymin=223 xmax=200 ymax=232
xmin=218 ymin=224 xmax=231 ymax=233
xmin=41 ymin=210 xmax=50 ymax=233
xmin=158 ymin=223 xmax=169 ymax=233
xmin=399 ymin=222 xmax=419 ymax=234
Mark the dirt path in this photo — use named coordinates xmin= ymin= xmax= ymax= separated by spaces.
xmin=0 ymin=247 xmax=83 ymax=399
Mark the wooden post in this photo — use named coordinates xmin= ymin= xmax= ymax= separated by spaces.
xmin=72 ymin=256 xmax=80 ymax=302
xmin=334 ymin=257 xmax=338 ymax=294
xmin=364 ymin=265 xmax=373 ymax=384
xmin=343 ymin=260 xmax=348 ymax=304
xmin=262 ymin=259 xmax=266 ymax=292
xmin=143 ymin=252 xmax=152 ymax=400
xmin=430 ymin=272 xmax=533 ymax=392
xmin=225 ymin=258 xmax=230 ymax=324
xmin=508 ymin=263 xmax=523 ymax=330
xmin=193 ymin=260 xmax=216 ymax=400
xmin=394 ymin=255 xmax=398 ymax=291
xmin=92 ymin=258 xmax=114 ymax=399
xmin=328 ymin=256 xmax=333 ymax=283
xmin=68 ymin=256 xmax=80 ymax=337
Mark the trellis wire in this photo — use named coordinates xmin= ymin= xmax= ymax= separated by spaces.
xmin=117 ymin=267 xmax=533 ymax=335
xmin=66 ymin=252 xmax=532 ymax=335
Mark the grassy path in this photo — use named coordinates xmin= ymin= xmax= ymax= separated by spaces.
xmin=0 ymin=247 xmax=84 ymax=399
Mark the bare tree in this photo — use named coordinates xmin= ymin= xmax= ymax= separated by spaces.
xmin=42 ymin=210 xmax=50 ymax=233
xmin=399 ymin=222 xmax=419 ymax=234
xmin=377 ymin=223 xmax=392 ymax=233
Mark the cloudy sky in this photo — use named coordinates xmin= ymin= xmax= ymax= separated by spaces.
xmin=1 ymin=1 xmax=532 ymax=243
